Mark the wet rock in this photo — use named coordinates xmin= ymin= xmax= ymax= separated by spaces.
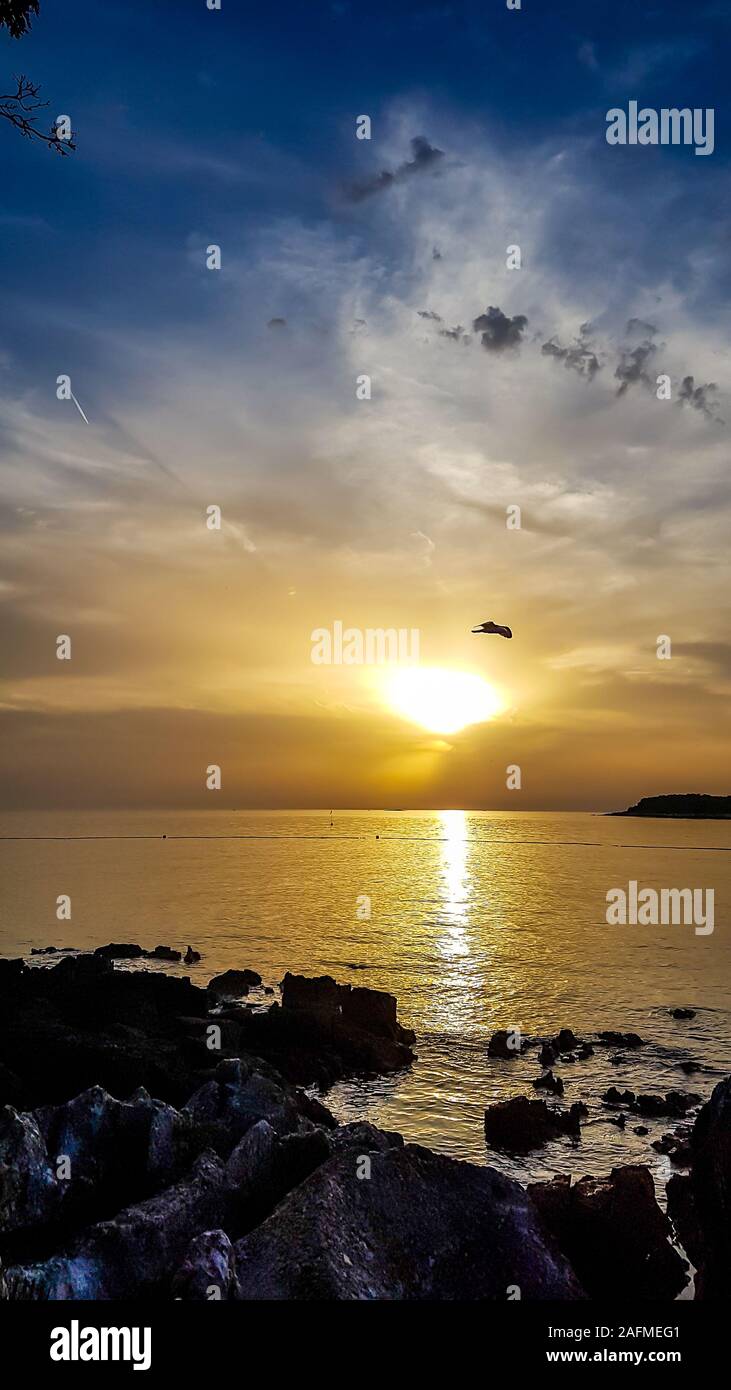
xmin=234 ymin=1145 xmax=585 ymax=1299
xmin=634 ymin=1126 xmax=649 ymax=1136
xmin=529 ymin=1165 xmax=687 ymax=1300
xmin=651 ymin=1134 xmax=677 ymax=1155
xmin=597 ymin=1031 xmax=644 ymax=1049
xmin=634 ymin=1091 xmax=701 ymax=1119
xmin=609 ymin=1054 xmax=626 ymax=1065
xmin=538 ymin=1041 xmax=557 ymax=1068
xmin=484 ymin=1096 xmax=584 ymax=1152
xmin=184 ymin=948 xmax=201 ymax=965
xmin=171 ymin=1229 xmax=237 ymax=1301
xmin=666 ymin=1076 xmax=731 ymax=1298
xmin=679 ymin=1060 xmax=701 ymax=1075
xmin=0 ymin=1107 xmax=63 ymax=1233
xmin=555 ymin=1028 xmax=578 ymax=1053
xmin=670 ymin=1008 xmax=695 ymax=1020
xmin=669 ymin=1141 xmax=692 ymax=1168
xmin=576 ymin=1042 xmax=594 ymax=1060
xmin=147 ymin=945 xmax=181 ymax=962
xmin=532 ymin=1071 xmax=564 ymax=1097
xmin=488 ymin=1029 xmax=525 ymax=1059
xmin=208 ymin=968 xmax=262 ymax=997
xmin=326 ymin=1121 xmax=405 ymax=1158
xmin=602 ymin=1087 xmax=635 ymax=1108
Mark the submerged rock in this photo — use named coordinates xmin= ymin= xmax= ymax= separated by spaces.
xmin=233 ymin=1145 xmax=585 ymax=1300
xmin=596 ymin=1031 xmax=644 ymax=1049
xmin=532 ymin=1071 xmax=564 ymax=1097
xmin=529 ymin=1166 xmax=687 ymax=1300
xmin=488 ymin=1029 xmax=525 ymax=1059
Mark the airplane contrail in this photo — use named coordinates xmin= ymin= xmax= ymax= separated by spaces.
xmin=70 ymin=392 xmax=89 ymax=424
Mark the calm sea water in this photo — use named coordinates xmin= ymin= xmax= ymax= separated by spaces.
xmin=1 ymin=809 xmax=729 ymax=1191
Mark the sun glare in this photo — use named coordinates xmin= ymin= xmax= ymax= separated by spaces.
xmin=386 ymin=667 xmax=504 ymax=735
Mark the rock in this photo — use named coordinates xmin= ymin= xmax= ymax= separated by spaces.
xmin=609 ymin=1054 xmax=626 ymax=1065
xmin=634 ymin=1091 xmax=701 ymax=1119
xmin=208 ymin=969 xmax=261 ymax=997
xmin=538 ymin=1041 xmax=557 ymax=1067
xmin=679 ymin=1060 xmax=701 ymax=1075
xmin=94 ymin=943 xmax=145 ymax=959
xmin=666 ymin=1076 xmax=731 ymax=1297
xmin=652 ymin=1135 xmax=677 ymax=1155
xmin=555 ymin=1028 xmax=578 ymax=1053
xmin=184 ymin=948 xmax=201 ymax=965
xmin=597 ymin=1031 xmax=644 ymax=1048
xmin=669 ymin=1141 xmax=692 ymax=1167
xmin=484 ymin=1096 xmax=584 ymax=1152
xmin=147 ymin=945 xmax=182 ymax=962
xmin=529 ymin=1165 xmax=687 ymax=1299
xmin=602 ymin=1087 xmax=635 ymax=1107
xmin=171 ymin=1229 xmax=237 ymax=1301
xmin=532 ymin=1071 xmax=564 ymax=1096
xmin=488 ymin=1029 xmax=524 ymax=1059
xmin=670 ymin=1007 xmax=696 ymax=1019
xmin=634 ymin=1126 xmax=649 ymax=1136
xmin=3 ymin=1151 xmax=230 ymax=1300
xmin=233 ymin=1145 xmax=585 ymax=1299
xmin=0 ymin=1106 xmax=64 ymax=1233
xmin=326 ymin=1121 xmax=404 ymax=1158
xmin=576 ymin=1043 xmax=594 ymax=1060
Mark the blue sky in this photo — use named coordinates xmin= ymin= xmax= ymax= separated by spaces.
xmin=1 ymin=0 xmax=730 ymax=809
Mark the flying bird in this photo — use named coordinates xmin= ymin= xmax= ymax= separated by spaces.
xmin=472 ymin=620 xmax=513 ymax=639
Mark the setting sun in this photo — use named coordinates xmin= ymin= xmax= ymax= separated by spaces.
xmin=385 ymin=668 xmax=504 ymax=735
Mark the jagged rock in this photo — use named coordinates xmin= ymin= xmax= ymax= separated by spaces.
xmin=597 ymin=1031 xmax=644 ymax=1048
xmin=208 ymin=969 xmax=261 ymax=997
xmin=529 ymin=1166 xmax=687 ymax=1299
xmin=488 ymin=1029 xmax=524 ymax=1059
xmin=484 ymin=1096 xmax=584 ymax=1152
xmin=538 ymin=1041 xmax=557 ymax=1067
xmin=634 ymin=1091 xmax=701 ymax=1119
xmin=4 ymin=1151 xmax=229 ymax=1300
xmin=532 ymin=1071 xmax=564 ymax=1097
xmin=233 ymin=1145 xmax=585 ymax=1299
xmin=326 ymin=1121 xmax=404 ymax=1157
xmin=171 ymin=1229 xmax=237 ymax=1301
xmin=0 ymin=1106 xmax=63 ymax=1232
xmin=555 ymin=1029 xmax=578 ymax=1053
xmin=666 ymin=1076 xmax=731 ymax=1297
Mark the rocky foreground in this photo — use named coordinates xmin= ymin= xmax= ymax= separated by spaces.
xmin=0 ymin=950 xmax=729 ymax=1300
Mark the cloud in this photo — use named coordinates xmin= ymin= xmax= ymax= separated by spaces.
xmin=345 ymin=135 xmax=444 ymax=202
xmin=614 ymin=337 xmax=658 ymax=395
xmin=472 ymin=305 xmax=528 ymax=352
xmin=678 ymin=374 xmax=722 ymax=421
xmin=542 ymin=323 xmax=602 ymax=380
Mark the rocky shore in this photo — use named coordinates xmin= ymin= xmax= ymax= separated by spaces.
xmin=0 ymin=948 xmax=728 ymax=1300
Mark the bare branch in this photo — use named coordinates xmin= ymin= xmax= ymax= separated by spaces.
xmin=0 ymin=72 xmax=75 ymax=153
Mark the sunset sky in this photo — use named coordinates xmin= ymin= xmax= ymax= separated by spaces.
xmin=1 ymin=0 xmax=729 ymax=810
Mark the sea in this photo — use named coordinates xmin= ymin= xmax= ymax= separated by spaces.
xmin=1 ymin=808 xmax=729 ymax=1194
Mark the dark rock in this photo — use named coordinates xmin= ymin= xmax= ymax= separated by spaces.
xmin=597 ymin=1031 xmax=644 ymax=1048
xmin=634 ymin=1091 xmax=701 ymax=1119
xmin=532 ymin=1071 xmax=564 ymax=1096
xmin=669 ymin=1141 xmax=693 ymax=1167
xmin=184 ymin=948 xmax=201 ymax=965
xmin=4 ymin=1151 xmax=229 ymax=1299
xmin=529 ymin=1165 xmax=687 ymax=1299
xmin=208 ymin=969 xmax=261 ymax=997
xmin=652 ymin=1135 xmax=677 ymax=1155
xmin=94 ymin=943 xmax=145 ymax=960
xmin=602 ymin=1087 xmax=635 ymax=1107
xmin=171 ymin=1229 xmax=237 ymax=1301
xmin=666 ymin=1076 xmax=731 ymax=1297
xmin=555 ymin=1028 xmax=578 ymax=1052
xmin=670 ymin=1008 xmax=695 ymax=1020
xmin=679 ymin=1060 xmax=701 ymax=1075
xmin=576 ymin=1043 xmax=594 ymax=1060
xmin=234 ymin=1145 xmax=585 ymax=1299
xmin=634 ymin=1126 xmax=649 ymax=1136
xmin=147 ymin=945 xmax=182 ymax=962
xmin=488 ymin=1029 xmax=525 ymax=1059
xmin=609 ymin=1055 xmax=625 ymax=1065
xmin=280 ymin=972 xmax=340 ymax=1016
xmin=484 ymin=1096 xmax=584 ymax=1152
xmin=538 ymin=1041 xmax=557 ymax=1067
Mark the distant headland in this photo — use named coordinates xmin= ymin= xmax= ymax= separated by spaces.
xmin=609 ymin=794 xmax=731 ymax=819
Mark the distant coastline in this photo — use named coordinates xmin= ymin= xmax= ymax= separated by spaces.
xmin=609 ymin=794 xmax=731 ymax=820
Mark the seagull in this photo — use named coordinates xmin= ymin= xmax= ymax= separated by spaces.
xmin=472 ymin=620 xmax=513 ymax=639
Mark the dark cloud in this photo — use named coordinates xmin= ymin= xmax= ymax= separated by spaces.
xmin=542 ymin=323 xmax=601 ymax=380
xmin=267 ymin=317 xmax=287 ymax=330
xmin=673 ymin=641 xmax=731 ymax=675
xmin=346 ymin=136 xmax=444 ymax=202
xmin=614 ymin=337 xmax=658 ymax=395
xmin=678 ymin=374 xmax=723 ymax=421
xmin=472 ymin=305 xmax=528 ymax=352
xmin=417 ymin=310 xmax=443 ymax=321
xmin=625 ymin=318 xmax=658 ymax=339
xmin=439 ymin=325 xmax=470 ymax=343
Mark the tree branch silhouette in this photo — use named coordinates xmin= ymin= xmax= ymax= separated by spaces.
xmin=1 ymin=2 xmax=76 ymax=153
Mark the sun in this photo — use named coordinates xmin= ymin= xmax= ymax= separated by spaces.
xmin=385 ymin=667 xmax=504 ymax=735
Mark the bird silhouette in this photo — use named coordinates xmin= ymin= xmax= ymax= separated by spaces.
xmin=472 ymin=620 xmax=513 ymax=639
